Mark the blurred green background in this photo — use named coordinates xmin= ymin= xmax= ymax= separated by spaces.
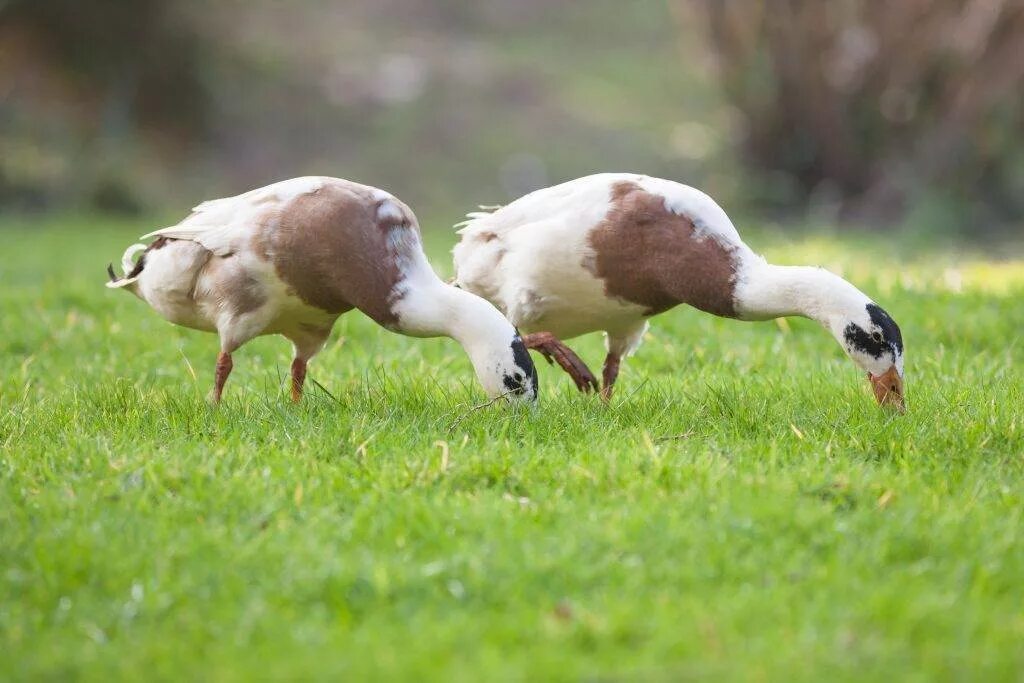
xmin=3 ymin=0 xmax=1022 ymax=237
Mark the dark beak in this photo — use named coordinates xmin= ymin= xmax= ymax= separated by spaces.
xmin=868 ymin=366 xmax=905 ymax=413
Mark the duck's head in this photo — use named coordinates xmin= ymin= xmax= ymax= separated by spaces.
xmin=830 ymin=302 xmax=905 ymax=411
xmin=437 ymin=285 xmax=538 ymax=405
xmin=475 ymin=334 xmax=538 ymax=403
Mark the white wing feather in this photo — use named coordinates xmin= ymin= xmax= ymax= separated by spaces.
xmin=139 ymin=224 xmax=240 ymax=257
xmin=139 ymin=196 xmax=253 ymax=256
xmin=456 ymin=172 xmax=744 ymax=247
xmin=139 ymin=176 xmax=327 ymax=257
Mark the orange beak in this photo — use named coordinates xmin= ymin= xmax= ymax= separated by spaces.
xmin=868 ymin=366 xmax=905 ymax=413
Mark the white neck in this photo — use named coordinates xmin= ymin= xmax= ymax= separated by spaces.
xmin=390 ymin=271 xmax=518 ymax=363
xmin=397 ymin=277 xmax=522 ymax=399
xmin=734 ymin=262 xmax=872 ymax=328
xmin=393 ymin=274 xmax=511 ymax=337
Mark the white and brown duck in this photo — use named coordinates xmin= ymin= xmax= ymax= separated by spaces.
xmin=107 ymin=176 xmax=538 ymax=403
xmin=453 ymin=173 xmax=905 ymax=410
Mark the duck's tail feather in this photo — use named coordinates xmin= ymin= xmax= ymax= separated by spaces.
xmin=453 ymin=205 xmax=503 ymax=230
xmin=105 ymin=243 xmax=147 ymax=289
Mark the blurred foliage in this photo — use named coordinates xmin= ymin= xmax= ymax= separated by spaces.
xmin=1 ymin=1 xmax=714 ymax=223
xmin=0 ymin=0 xmax=208 ymax=211
xmin=4 ymin=0 xmax=207 ymax=134
xmin=688 ymin=0 xmax=1024 ymax=232
xmin=0 ymin=0 xmax=1022 ymax=236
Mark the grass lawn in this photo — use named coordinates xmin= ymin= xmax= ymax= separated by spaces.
xmin=2 ymin=216 xmax=1023 ymax=681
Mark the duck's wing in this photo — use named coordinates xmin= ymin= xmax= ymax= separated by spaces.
xmin=140 ymin=177 xmax=327 ymax=257
xmin=456 ymin=173 xmax=643 ymax=240
xmin=455 ymin=187 xmax=569 ymax=240
xmin=140 ymin=195 xmax=265 ymax=257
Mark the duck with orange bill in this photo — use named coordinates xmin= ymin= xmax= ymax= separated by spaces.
xmin=452 ymin=173 xmax=904 ymax=410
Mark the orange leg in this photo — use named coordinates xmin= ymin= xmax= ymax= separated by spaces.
xmin=290 ymin=358 xmax=307 ymax=403
xmin=520 ymin=331 xmax=599 ymax=393
xmin=600 ymin=352 xmax=621 ymax=403
xmin=213 ymin=351 xmax=233 ymax=403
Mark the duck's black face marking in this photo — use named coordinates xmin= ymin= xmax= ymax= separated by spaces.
xmin=844 ymin=303 xmax=903 ymax=359
xmin=867 ymin=304 xmax=903 ymax=353
xmin=504 ymin=336 xmax=539 ymax=397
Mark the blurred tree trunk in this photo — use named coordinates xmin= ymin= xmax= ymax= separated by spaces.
xmin=684 ymin=0 xmax=1024 ymax=228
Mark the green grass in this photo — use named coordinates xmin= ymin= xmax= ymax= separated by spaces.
xmin=2 ymin=216 xmax=1023 ymax=681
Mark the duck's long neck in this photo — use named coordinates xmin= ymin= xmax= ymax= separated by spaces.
xmin=391 ymin=272 xmax=516 ymax=350
xmin=733 ymin=262 xmax=871 ymax=326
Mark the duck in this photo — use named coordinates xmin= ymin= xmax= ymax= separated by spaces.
xmin=106 ymin=176 xmax=538 ymax=404
xmin=452 ymin=173 xmax=905 ymax=410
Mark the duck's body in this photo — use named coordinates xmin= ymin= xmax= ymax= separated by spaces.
xmin=108 ymin=177 xmax=538 ymax=403
xmin=454 ymin=173 xmax=905 ymax=407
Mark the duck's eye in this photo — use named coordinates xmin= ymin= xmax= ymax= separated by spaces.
xmin=871 ymin=332 xmax=883 ymax=343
